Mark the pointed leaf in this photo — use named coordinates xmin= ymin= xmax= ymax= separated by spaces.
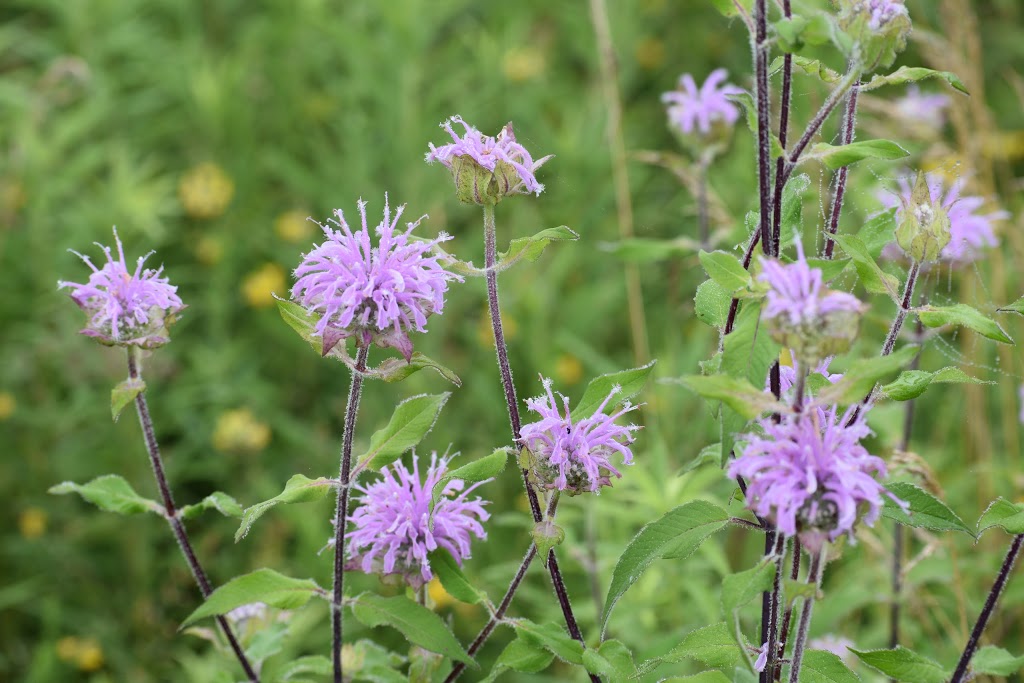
xmin=802 ymin=650 xmax=861 ymax=683
xmin=235 ymin=474 xmax=335 ymax=541
xmin=918 ymin=304 xmax=1014 ymax=344
xmin=512 ymin=619 xmax=583 ymax=665
xmin=352 ymin=593 xmax=472 ymax=664
xmin=775 ymin=55 xmax=841 ymax=83
xmin=277 ymin=299 xmax=325 ymax=355
xmin=370 ymin=353 xmax=461 ymax=386
xmin=808 ymin=140 xmax=909 ymax=170
xmin=659 ymin=622 xmax=741 ymax=669
xmin=805 ymin=258 xmax=851 ymax=283
xmin=696 ymin=279 xmax=733 ymax=328
xmin=882 ymin=482 xmax=972 ymax=535
xmin=355 ymin=393 xmax=450 ymax=472
xmin=829 ymin=233 xmax=900 ymax=298
xmin=699 ymin=250 xmax=753 ymax=294
xmin=977 ymin=498 xmax=1024 ymax=536
xmin=497 ymin=226 xmax=578 ymax=271
xmin=860 ymin=66 xmax=968 ymax=94
xmin=571 ymin=361 xmax=656 ymax=420
xmin=676 ymin=375 xmax=787 ymax=420
xmin=111 ymin=378 xmax=145 ymax=421
xmin=431 ymin=448 xmax=508 ymax=507
xmin=851 ymin=646 xmax=949 ymax=683
xmin=182 ymin=569 xmax=322 ymax=627
xmin=179 ymin=491 xmax=244 ymax=520
xmin=971 ymin=646 xmax=1024 ymax=677
xmin=50 ymin=475 xmax=162 ymax=516
xmin=596 ymin=640 xmax=637 ymax=679
xmin=721 ymin=561 xmax=776 ymax=616
xmin=996 ymin=296 xmax=1024 ymax=317
xmin=882 ymin=366 xmax=991 ymax=401
xmin=660 ymin=673 xmax=732 ymax=683
xmin=427 ymin=549 xmax=488 ymax=605
xmin=816 ymin=344 xmax=919 ymax=405
xmin=856 ymin=207 xmax=898 ymax=257
xmin=482 ymin=637 xmax=554 ymax=682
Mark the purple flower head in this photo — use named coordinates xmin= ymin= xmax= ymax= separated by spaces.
xmin=880 ymin=172 xmax=1009 ymax=264
xmin=291 ymin=196 xmax=461 ymax=360
xmin=894 ymin=84 xmax=950 ymax=130
xmin=728 ymin=407 xmax=904 ymax=550
xmin=519 ymin=378 xmax=641 ymax=495
xmin=58 ymin=228 xmax=185 ymax=348
xmin=344 ymin=453 xmax=490 ymax=588
xmin=426 ymin=116 xmax=552 ymax=204
xmin=862 ymin=0 xmax=908 ymax=31
xmin=661 ymin=69 xmax=744 ymax=137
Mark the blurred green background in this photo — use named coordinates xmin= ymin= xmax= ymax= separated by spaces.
xmin=2 ymin=0 xmax=1023 ymax=681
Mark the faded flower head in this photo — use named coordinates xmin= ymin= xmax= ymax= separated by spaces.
xmin=661 ymin=69 xmax=743 ymax=137
xmin=344 ymin=453 xmax=489 ymax=588
xmin=836 ymin=0 xmax=911 ymax=71
xmin=862 ymin=0 xmax=909 ymax=30
xmin=291 ymin=196 xmax=461 ymax=360
xmin=426 ymin=115 xmax=551 ymax=204
xmin=894 ymin=84 xmax=950 ymax=131
xmin=58 ymin=228 xmax=185 ymax=348
xmin=881 ymin=172 xmax=1009 ymax=264
xmin=519 ymin=378 xmax=641 ymax=495
xmin=729 ymin=407 xmax=903 ymax=550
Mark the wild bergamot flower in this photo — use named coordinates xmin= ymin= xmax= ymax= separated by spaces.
xmin=426 ymin=115 xmax=552 ymax=204
xmin=519 ymin=378 xmax=641 ymax=495
xmin=661 ymin=69 xmax=743 ymax=137
xmin=343 ymin=453 xmax=490 ymax=588
xmin=58 ymin=228 xmax=185 ymax=348
xmin=291 ymin=196 xmax=461 ymax=360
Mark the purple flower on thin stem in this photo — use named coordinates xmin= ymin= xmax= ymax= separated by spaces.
xmin=343 ymin=453 xmax=490 ymax=589
xmin=880 ymin=172 xmax=1009 ymax=264
xmin=426 ymin=115 xmax=552 ymax=203
xmin=894 ymin=84 xmax=950 ymax=130
xmin=661 ymin=69 xmax=744 ymax=137
xmin=291 ymin=196 xmax=461 ymax=360
xmin=58 ymin=228 xmax=185 ymax=348
xmin=728 ymin=406 xmax=904 ymax=551
xmin=519 ymin=378 xmax=641 ymax=495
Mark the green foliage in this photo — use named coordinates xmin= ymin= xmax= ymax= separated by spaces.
xmin=808 ymin=139 xmax=910 ymax=170
xmin=677 ymin=374 xmax=787 ymax=419
xmin=110 ymin=377 xmax=145 ymax=421
xmin=977 ymin=498 xmax=1024 ymax=535
xmin=49 ymin=474 xmax=163 ymax=516
xmin=970 ymin=646 xmax=1024 ymax=677
xmin=430 ymin=447 xmax=509 ymax=506
xmin=881 ymin=366 xmax=991 ymax=401
xmin=851 ymin=646 xmax=949 ymax=683
xmin=695 ymin=279 xmax=733 ymax=328
xmin=800 ymin=650 xmax=861 ymax=683
xmin=918 ymin=304 xmax=1014 ymax=344
xmin=698 ymin=250 xmax=753 ymax=294
xmin=179 ymin=491 xmax=244 ymax=520
xmin=426 ymin=550 xmax=488 ymax=605
xmin=352 ymin=594 xmax=472 ymax=664
xmin=816 ymin=344 xmax=919 ymax=405
xmin=235 ymin=475 xmax=335 ymax=541
xmin=881 ymin=482 xmax=973 ymax=535
xmin=353 ymin=393 xmax=450 ymax=472
xmin=570 ymin=361 xmax=656 ymax=420
xmin=183 ymin=569 xmax=323 ymax=627
xmin=828 ymin=233 xmax=901 ymax=298
xmin=859 ymin=66 xmax=969 ymax=94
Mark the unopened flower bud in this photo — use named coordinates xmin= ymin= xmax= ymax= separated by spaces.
xmin=894 ymin=171 xmax=952 ymax=263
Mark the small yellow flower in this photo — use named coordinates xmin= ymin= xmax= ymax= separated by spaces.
xmin=213 ymin=409 xmax=271 ymax=453
xmin=178 ymin=162 xmax=234 ymax=219
xmin=554 ymin=354 xmax=583 ymax=386
xmin=194 ymin=235 xmax=224 ymax=266
xmin=477 ymin=308 xmax=519 ymax=347
xmin=56 ymin=636 xmax=82 ymax=662
xmin=19 ymin=507 xmax=47 ymax=539
xmin=76 ymin=640 xmax=104 ymax=672
xmin=0 ymin=391 xmax=15 ymax=420
xmin=242 ymin=263 xmax=286 ymax=308
xmin=635 ymin=37 xmax=666 ymax=70
xmin=427 ymin=577 xmax=454 ymax=609
xmin=275 ymin=210 xmax=315 ymax=243
xmin=503 ymin=46 xmax=545 ymax=82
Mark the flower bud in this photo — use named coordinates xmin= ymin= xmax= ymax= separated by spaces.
xmin=894 ymin=171 xmax=952 ymax=263
xmin=835 ymin=0 xmax=912 ymax=71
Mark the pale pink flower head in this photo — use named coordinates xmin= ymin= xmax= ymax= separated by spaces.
xmin=519 ymin=378 xmax=641 ymax=495
xmin=661 ymin=69 xmax=744 ymax=137
xmin=862 ymin=0 xmax=909 ymax=31
xmin=343 ymin=453 xmax=490 ymax=588
xmin=58 ymin=228 xmax=185 ymax=348
xmin=291 ymin=196 xmax=461 ymax=360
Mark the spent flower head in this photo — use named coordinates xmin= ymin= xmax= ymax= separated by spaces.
xmin=519 ymin=378 xmax=641 ymax=495
xmin=426 ymin=115 xmax=552 ymax=204
xmin=343 ymin=453 xmax=489 ymax=588
xmin=661 ymin=69 xmax=743 ymax=139
xmin=58 ymin=228 xmax=185 ymax=348
xmin=836 ymin=0 xmax=911 ymax=71
xmin=291 ymin=196 xmax=461 ymax=360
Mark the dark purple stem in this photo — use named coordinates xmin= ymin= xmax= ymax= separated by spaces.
xmin=763 ymin=534 xmax=787 ymax=682
xmin=126 ymin=350 xmax=259 ymax=683
xmin=769 ymin=0 xmax=793 ymax=254
xmin=754 ymin=0 xmax=773 ymax=256
xmin=949 ymin=534 xmax=1024 ymax=683
xmin=774 ymin=537 xmax=802 ymax=681
xmin=787 ymin=547 xmax=825 ymax=683
xmin=332 ymin=345 xmax=369 ymax=683
xmin=483 ymin=204 xmax=599 ymax=682
xmin=823 ymin=77 xmax=861 ymax=259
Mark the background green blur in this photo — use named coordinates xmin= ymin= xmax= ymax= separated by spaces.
xmin=2 ymin=1 xmax=1024 ymax=681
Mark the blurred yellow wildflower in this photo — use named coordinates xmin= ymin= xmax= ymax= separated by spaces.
xmin=477 ymin=308 xmax=518 ymax=347
xmin=0 ymin=391 xmax=14 ymax=420
xmin=555 ymin=354 xmax=583 ymax=385
xmin=213 ymin=409 xmax=271 ymax=453
xmin=427 ymin=577 xmax=454 ymax=609
xmin=56 ymin=636 xmax=104 ymax=672
xmin=275 ymin=210 xmax=315 ymax=243
xmin=635 ymin=37 xmax=666 ymax=70
xmin=178 ymin=162 xmax=234 ymax=219
xmin=194 ymin=235 xmax=224 ymax=266
xmin=18 ymin=507 xmax=47 ymax=539
xmin=503 ymin=46 xmax=545 ymax=82
xmin=983 ymin=130 xmax=1024 ymax=161
xmin=922 ymin=156 xmax=964 ymax=183
xmin=242 ymin=263 xmax=286 ymax=308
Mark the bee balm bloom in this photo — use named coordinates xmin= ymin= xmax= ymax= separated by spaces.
xmin=344 ymin=454 xmax=489 ymax=588
xmin=291 ymin=196 xmax=460 ymax=360
xmin=661 ymin=69 xmax=744 ymax=137
xmin=58 ymin=228 xmax=185 ymax=348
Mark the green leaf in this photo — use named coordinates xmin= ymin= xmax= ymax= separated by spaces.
xmin=778 ymin=173 xmax=811 ymax=249
xmin=808 ymin=140 xmax=909 ymax=170
xmin=829 ymin=233 xmax=900 ymax=298
xmin=882 ymin=482 xmax=972 ymax=535
xmin=977 ymin=498 xmax=1024 ymax=536
xmin=277 ymin=299 xmax=325 ymax=355
xmin=482 ymin=637 xmax=554 ymax=682
xmin=918 ymin=304 xmax=1014 ymax=344
xmin=805 ymin=257 xmax=851 ymax=283
xmin=512 ymin=619 xmax=583 ymax=665
xmin=731 ymin=91 xmax=785 ymax=158
xmin=882 ymin=366 xmax=991 ymax=401
xmin=774 ymin=55 xmax=841 ymax=83
xmin=801 ymin=650 xmax=861 ymax=683
xmin=860 ymin=66 xmax=969 ymax=94
xmin=851 ymin=646 xmax=949 ymax=683
xmin=179 ymin=491 xmax=244 ymax=520
xmin=50 ymin=475 xmax=162 ymax=516
xmin=602 ymin=500 xmax=729 ymax=635
xmin=660 ymin=673 xmax=732 ymax=683
xmin=971 ymin=646 xmax=1024 ymax=677
xmin=370 ymin=352 xmax=461 ymax=387
xmin=682 ymin=442 xmax=721 ymax=475
xmin=816 ymin=344 xmax=919 ymax=405
xmin=235 ymin=474 xmax=335 ymax=541
xmin=997 ymin=296 xmax=1024 ymax=317
xmin=721 ymin=561 xmax=775 ymax=616
xmin=596 ymin=640 xmax=637 ymax=679
xmin=352 ymin=593 xmax=472 ymax=664
xmin=710 ymin=0 xmax=752 ymax=17
xmin=676 ymin=374 xmax=786 ymax=420
xmin=427 ymin=549 xmax=487 ymax=605
xmin=354 ymin=393 xmax=450 ymax=472
xmin=699 ymin=250 xmax=753 ymax=294
xmin=278 ymin=655 xmax=333 ymax=682
xmin=497 ymin=226 xmax=578 ymax=270
xmin=582 ymin=649 xmax=615 ymax=678
xmin=773 ymin=14 xmax=831 ymax=52
xmin=695 ymin=279 xmax=733 ymax=328
xmin=111 ymin=378 xmax=144 ymax=421
xmin=182 ymin=569 xmax=322 ymax=627
xmin=856 ymin=207 xmax=898 ymax=257
xmin=431 ymin=448 xmax=508 ymax=507
xmin=571 ymin=361 xmax=656 ymax=421
xmin=658 ymin=622 xmax=741 ymax=670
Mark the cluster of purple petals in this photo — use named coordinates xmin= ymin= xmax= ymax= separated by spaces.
xmin=729 ymin=406 xmax=903 ymax=542
xmin=425 ymin=116 xmax=550 ymax=196
xmin=880 ymin=173 xmax=1009 ymax=263
xmin=863 ymin=0 xmax=908 ymax=30
xmin=661 ymin=69 xmax=744 ymax=136
xmin=58 ymin=228 xmax=184 ymax=345
xmin=291 ymin=197 xmax=460 ymax=359
xmin=759 ymin=245 xmax=864 ymax=328
xmin=519 ymin=379 xmax=640 ymax=493
xmin=346 ymin=453 xmax=489 ymax=587
xmin=894 ymin=84 xmax=950 ymax=129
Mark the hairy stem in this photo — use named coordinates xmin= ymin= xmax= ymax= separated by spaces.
xmin=774 ymin=537 xmax=802 ymax=681
xmin=126 ymin=349 xmax=259 ymax=683
xmin=769 ymin=0 xmax=793 ymax=253
xmin=753 ymin=0 xmax=773 ymax=256
xmin=950 ymin=534 xmax=1024 ymax=683
xmin=787 ymin=547 xmax=826 ymax=683
xmin=763 ymin=534 xmax=787 ymax=683
xmin=332 ymin=345 xmax=369 ymax=683
xmin=823 ymin=76 xmax=861 ymax=259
